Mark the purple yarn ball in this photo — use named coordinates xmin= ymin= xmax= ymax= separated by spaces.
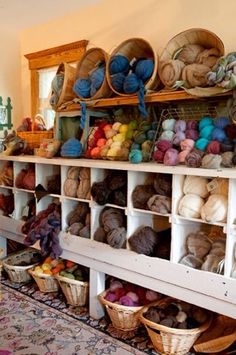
xmin=186 ymin=129 xmax=199 ymax=141
xmin=174 ymin=120 xmax=186 ymax=132
xmin=172 ymin=131 xmax=186 ymax=146
xmin=163 ymin=148 xmax=179 ymax=166
xmin=186 ymin=120 xmax=198 ymax=130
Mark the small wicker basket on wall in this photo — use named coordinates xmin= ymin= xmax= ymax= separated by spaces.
xmin=106 ymin=37 xmax=159 ymax=96
xmin=55 ymin=274 xmax=89 ymax=306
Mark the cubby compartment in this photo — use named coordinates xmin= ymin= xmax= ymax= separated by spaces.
xmin=14 ymin=190 xmax=35 ymax=221
xmin=14 ymin=162 xmax=35 ymax=191
xmin=0 ymin=187 xmax=14 ymax=217
xmin=36 ymin=195 xmax=60 ymax=215
xmin=36 ymin=163 xmax=61 ymax=196
xmin=0 ymin=161 xmax=13 ymax=187
xmin=91 ymin=168 xmax=127 ymax=208
xmin=129 ymin=171 xmax=172 ymax=216
xmin=61 ymin=165 xmax=91 ymax=201
xmin=62 ymin=199 xmax=90 ymax=238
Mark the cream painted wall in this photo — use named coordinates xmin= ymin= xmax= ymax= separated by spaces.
xmin=20 ymin=0 xmax=236 ymax=122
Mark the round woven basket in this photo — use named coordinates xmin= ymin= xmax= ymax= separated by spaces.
xmin=75 ymin=47 xmax=112 ymax=101
xmin=54 ymin=62 xmax=77 ymax=108
xmin=98 ymin=290 xmax=144 ymax=331
xmin=106 ymin=37 xmax=159 ymax=96
xmin=139 ymin=298 xmax=212 ymax=355
xmin=159 ymin=28 xmax=224 ymax=62
xmin=55 ymin=274 xmax=89 ymax=306
xmin=2 ymin=248 xmax=41 ymax=283
xmin=28 ymin=269 xmax=59 ymax=293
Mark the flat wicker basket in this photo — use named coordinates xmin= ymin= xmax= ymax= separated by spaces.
xmin=2 ymin=248 xmax=41 ymax=283
xmin=17 ymin=114 xmax=53 ymax=150
xmin=106 ymin=37 xmax=159 ymax=96
xmin=139 ymin=298 xmax=212 ymax=355
xmin=98 ymin=290 xmax=144 ymax=331
xmin=55 ymin=274 xmax=89 ymax=306
xmin=28 ymin=269 xmax=59 ymax=293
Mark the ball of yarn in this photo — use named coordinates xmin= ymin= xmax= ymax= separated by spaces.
xmin=206 ymin=141 xmax=220 ymax=154
xmin=209 ymin=178 xmax=228 ymax=196
xmin=147 ymin=194 xmax=171 ymax=214
xmin=178 ymin=150 xmax=190 ymax=163
xmin=135 ymin=59 xmax=154 ymax=82
xmin=220 ymin=139 xmax=234 ymax=152
xmin=225 ymin=124 xmax=236 ymax=140
xmin=73 ymin=78 xmax=91 ymax=98
xmin=185 ymin=129 xmax=199 ymax=141
xmin=156 ymin=139 xmax=172 ymax=152
xmin=201 ymin=154 xmax=222 ymax=169
xmin=186 ymin=120 xmax=198 ymax=130
xmin=199 ymin=117 xmax=214 ymax=131
xmin=174 ymin=120 xmax=186 ymax=132
xmin=61 ymin=138 xmax=82 ymax=157
xmin=153 ymin=150 xmax=164 ymax=163
xmin=187 ymin=232 xmax=212 ymax=259
xmin=201 ymin=194 xmax=227 ymax=222
xmin=195 ymin=138 xmax=209 ymax=151
xmin=178 ymin=194 xmax=205 ymax=218
xmin=110 ymin=73 xmax=126 ymax=92
xmin=162 ymin=118 xmax=176 ymax=131
xmin=183 ymin=176 xmax=209 ymax=198
xmin=107 ymin=227 xmax=126 ymax=249
xmin=214 ymin=117 xmax=230 ymax=129
xmin=160 ymin=130 xmax=174 ymax=141
xmin=109 ymin=54 xmax=130 ymax=75
xmin=212 ymin=127 xmax=226 ymax=142
xmin=128 ymin=226 xmax=158 ymax=255
xmin=221 ymin=151 xmax=234 ymax=167
xmin=123 ymin=73 xmax=140 ymax=94
xmin=163 ymin=148 xmax=179 ymax=166
xmin=129 ymin=149 xmax=143 ymax=164
xmin=200 ymin=125 xmax=214 ymax=140
xmin=185 ymin=149 xmax=203 ymax=168
xmin=180 ymin=139 xmax=195 ymax=151
xmin=180 ymin=254 xmax=203 ymax=269
xmin=172 ymin=131 xmax=186 ymax=146
xmin=64 ymin=179 xmax=78 ymax=197
xmin=90 ymin=66 xmax=105 ymax=90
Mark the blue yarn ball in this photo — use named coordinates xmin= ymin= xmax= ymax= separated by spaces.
xmin=73 ymin=78 xmax=91 ymax=98
xmin=123 ymin=73 xmax=140 ymax=94
xmin=131 ymin=142 xmax=141 ymax=150
xmin=135 ymin=59 xmax=154 ymax=82
xmin=199 ymin=125 xmax=215 ymax=140
xmin=111 ymin=73 xmax=126 ymax=92
xmin=215 ymin=116 xmax=230 ymax=129
xmin=109 ymin=54 xmax=130 ymax=75
xmin=198 ymin=117 xmax=214 ymax=131
xmin=212 ymin=127 xmax=227 ymax=142
xmin=195 ymin=138 xmax=209 ymax=151
xmin=90 ymin=66 xmax=105 ymax=90
xmin=61 ymin=138 xmax=82 ymax=157
xmin=129 ymin=149 xmax=143 ymax=164
xmin=90 ymin=85 xmax=97 ymax=97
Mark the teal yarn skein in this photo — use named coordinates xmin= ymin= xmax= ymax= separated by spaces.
xmin=129 ymin=149 xmax=143 ymax=164
xmin=195 ymin=138 xmax=209 ymax=151
xmin=198 ymin=117 xmax=214 ymax=131
xmin=199 ymin=125 xmax=215 ymax=140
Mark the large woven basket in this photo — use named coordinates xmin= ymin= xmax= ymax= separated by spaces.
xmin=54 ymin=62 xmax=77 ymax=108
xmin=106 ymin=37 xmax=159 ymax=96
xmin=28 ymin=269 xmax=59 ymax=293
xmin=99 ymin=290 xmax=144 ymax=331
xmin=55 ymin=274 xmax=89 ymax=306
xmin=139 ymin=298 xmax=212 ymax=355
xmin=75 ymin=47 xmax=112 ymax=100
xmin=159 ymin=28 xmax=224 ymax=63
xmin=17 ymin=114 xmax=53 ymax=150
xmin=2 ymin=248 xmax=41 ymax=283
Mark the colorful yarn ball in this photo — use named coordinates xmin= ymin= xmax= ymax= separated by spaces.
xmin=153 ymin=150 xmax=164 ymax=162
xmin=160 ymin=130 xmax=174 ymax=141
xmin=110 ymin=73 xmax=126 ymax=92
xmin=206 ymin=141 xmax=220 ymax=154
xmin=135 ymin=59 xmax=154 ymax=82
xmin=180 ymin=139 xmax=195 ymax=151
xmin=90 ymin=66 xmax=105 ymax=90
xmin=195 ymin=138 xmax=209 ymax=151
xmin=129 ymin=149 xmax=143 ymax=164
xmin=73 ymin=78 xmax=91 ymax=98
xmin=174 ymin=120 xmax=186 ymax=132
xmin=199 ymin=125 xmax=214 ymax=140
xmin=162 ymin=118 xmax=176 ymax=131
xmin=201 ymin=154 xmax=222 ymax=169
xmin=185 ymin=129 xmax=199 ymax=141
xmin=163 ymin=148 xmax=179 ymax=166
xmin=185 ymin=149 xmax=203 ymax=168
xmin=212 ymin=127 xmax=226 ymax=142
xmin=186 ymin=120 xmax=198 ymax=130
xmin=109 ymin=54 xmax=130 ymax=75
xmin=214 ymin=117 xmax=230 ymax=129
xmin=61 ymin=138 xmax=82 ymax=157
xmin=225 ymin=124 xmax=236 ymax=140
xmin=172 ymin=131 xmax=186 ymax=146
xmin=156 ymin=139 xmax=172 ymax=152
xmin=199 ymin=117 xmax=214 ymax=131
xmin=220 ymin=139 xmax=234 ymax=152
xmin=123 ymin=73 xmax=140 ymax=94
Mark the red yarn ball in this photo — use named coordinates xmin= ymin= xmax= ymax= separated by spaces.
xmin=153 ymin=150 xmax=164 ymax=162
xmin=156 ymin=139 xmax=172 ymax=152
xmin=206 ymin=140 xmax=221 ymax=154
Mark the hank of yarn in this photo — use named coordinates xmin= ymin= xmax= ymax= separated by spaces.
xmin=135 ymin=59 xmax=154 ymax=82
xmin=220 ymin=139 xmax=234 ymax=152
xmin=159 ymin=59 xmax=185 ymax=88
xmin=185 ymin=149 xmax=204 ymax=168
xmin=221 ymin=151 xmax=234 ymax=167
xmin=181 ymin=63 xmax=211 ymax=88
xmin=215 ymin=117 xmax=230 ymax=129
xmin=129 ymin=149 xmax=143 ymax=164
xmin=160 ymin=130 xmax=174 ymax=141
xmin=156 ymin=139 xmax=172 ymax=152
xmin=153 ymin=149 xmax=164 ymax=163
xmin=199 ymin=117 xmax=214 ymax=131
xmin=162 ymin=118 xmax=176 ymax=131
xmin=199 ymin=125 xmax=214 ymax=140
xmin=147 ymin=195 xmax=171 ymax=214
xmin=175 ymin=44 xmax=205 ymax=64
xmin=172 ymin=131 xmax=185 ymax=146
xmin=185 ymin=129 xmax=199 ymax=141
xmin=174 ymin=120 xmax=186 ymax=132
xmin=183 ymin=175 xmax=209 ymax=198
xmin=196 ymin=48 xmax=221 ymax=68
xmin=187 ymin=120 xmax=198 ymax=130
xmin=201 ymin=154 xmax=222 ymax=169
xmin=163 ymin=148 xmax=179 ymax=166
xmin=109 ymin=54 xmax=130 ymax=75
xmin=212 ymin=127 xmax=226 ymax=142
xmin=178 ymin=193 xmax=205 ymax=218
xmin=195 ymin=138 xmax=209 ymax=151
xmin=180 ymin=139 xmax=195 ymax=151
xmin=73 ymin=78 xmax=91 ymax=98
xmin=206 ymin=141 xmax=220 ymax=154
xmin=110 ymin=73 xmax=126 ymax=92
xmin=201 ymin=194 xmax=227 ymax=222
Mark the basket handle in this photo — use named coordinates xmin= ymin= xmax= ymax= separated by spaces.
xmin=32 ymin=114 xmax=46 ymax=132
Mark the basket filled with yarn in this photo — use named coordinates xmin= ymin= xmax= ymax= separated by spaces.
xmin=73 ymin=47 xmax=111 ymax=101
xmin=158 ymin=28 xmax=224 ymax=90
xmin=50 ymin=62 xmax=77 ymax=109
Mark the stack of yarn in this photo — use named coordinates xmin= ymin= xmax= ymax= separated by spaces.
xmin=132 ymin=173 xmax=172 ymax=214
xmin=153 ymin=115 xmax=236 ymax=168
xmin=104 ymin=278 xmax=162 ymax=307
xmin=73 ymin=62 xmax=106 ymax=99
xmin=180 ymin=229 xmax=226 ymax=274
xmin=159 ymin=44 xmax=221 ymax=89
xmin=15 ymin=164 xmax=35 ymax=190
xmin=207 ymin=52 xmax=236 ymax=90
xmin=66 ymin=202 xmax=90 ymax=238
xmin=94 ymin=207 xmax=126 ymax=249
xmin=63 ymin=166 xmax=90 ymax=200
xmin=0 ymin=162 xmax=13 ymax=186
xmin=178 ymin=176 xmax=228 ymax=223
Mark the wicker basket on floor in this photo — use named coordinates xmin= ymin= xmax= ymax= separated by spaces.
xmin=98 ymin=290 xmax=144 ymax=331
xmin=139 ymin=297 xmax=212 ymax=355
xmin=28 ymin=269 xmax=59 ymax=293
xmin=2 ymin=248 xmax=41 ymax=283
xmin=55 ymin=274 xmax=89 ymax=306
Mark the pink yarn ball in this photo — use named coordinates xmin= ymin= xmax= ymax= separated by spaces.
xmin=105 ymin=292 xmax=118 ymax=302
xmin=146 ymin=290 xmax=161 ymax=302
xmin=126 ymin=291 xmax=139 ymax=303
xmin=110 ymin=280 xmax=123 ymax=291
xmin=206 ymin=140 xmax=221 ymax=154
xmin=172 ymin=131 xmax=186 ymax=146
xmin=119 ymin=295 xmax=138 ymax=307
xmin=163 ymin=148 xmax=179 ymax=166
xmin=153 ymin=150 xmax=164 ymax=162
xmin=178 ymin=150 xmax=190 ymax=163
xmin=187 ymin=120 xmax=198 ymax=130
xmin=180 ymin=139 xmax=195 ymax=151
xmin=156 ymin=139 xmax=172 ymax=152
xmin=186 ymin=129 xmax=199 ymax=141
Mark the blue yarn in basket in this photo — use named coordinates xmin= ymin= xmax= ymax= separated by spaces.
xmin=73 ymin=78 xmax=91 ymax=98
xmin=109 ymin=54 xmax=130 ymax=75
xmin=61 ymin=138 xmax=83 ymax=158
xmin=135 ymin=59 xmax=154 ymax=82
xmin=111 ymin=73 xmax=126 ymax=92
xmin=90 ymin=66 xmax=105 ymax=90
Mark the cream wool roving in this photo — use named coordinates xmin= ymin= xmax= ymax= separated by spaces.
xmin=201 ymin=194 xmax=228 ymax=222
xmin=178 ymin=194 xmax=205 ymax=218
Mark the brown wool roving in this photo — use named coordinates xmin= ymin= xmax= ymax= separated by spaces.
xmin=132 ymin=184 xmax=156 ymax=209
xmin=221 ymin=151 xmax=234 ymax=167
xmin=179 ymin=254 xmax=203 ymax=269
xmin=147 ymin=195 xmax=171 ymax=214
xmin=201 ymin=254 xmax=223 ymax=273
xmin=153 ymin=229 xmax=171 ymax=260
xmin=64 ymin=179 xmax=79 ymax=197
xmin=201 ymin=154 xmax=222 ymax=169
xmin=153 ymin=173 xmax=172 ymax=197
xmin=94 ymin=227 xmax=107 ymax=243
xmin=79 ymin=225 xmax=90 ymax=239
xmin=108 ymin=188 xmax=127 ymax=207
xmin=106 ymin=227 xmax=126 ymax=249
xmin=91 ymin=181 xmax=111 ymax=205
xmin=128 ymin=226 xmax=159 ymax=256
xmin=101 ymin=208 xmax=125 ymax=233
xmin=187 ymin=232 xmax=212 ymax=259
xmin=67 ymin=166 xmax=81 ymax=179
xmin=67 ymin=222 xmax=84 ymax=236
xmin=106 ymin=171 xmax=127 ymax=190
